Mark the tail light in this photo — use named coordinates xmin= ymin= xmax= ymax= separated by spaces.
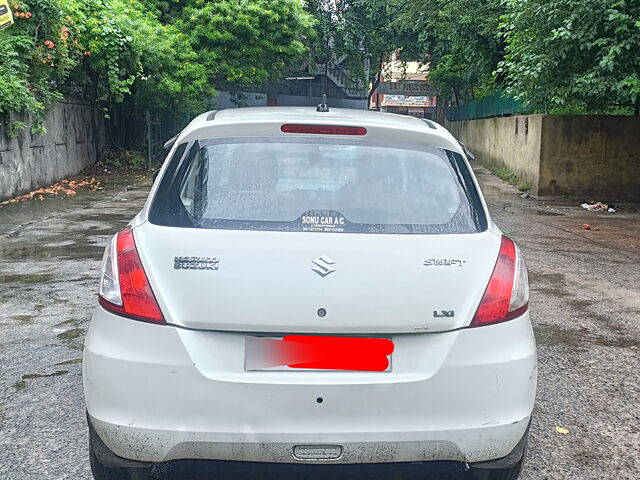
xmin=470 ymin=235 xmax=529 ymax=327
xmin=98 ymin=227 xmax=165 ymax=324
xmin=281 ymin=124 xmax=367 ymax=135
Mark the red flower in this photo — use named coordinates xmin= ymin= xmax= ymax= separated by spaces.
xmin=13 ymin=4 xmax=20 ymax=10
xmin=83 ymin=51 xmax=91 ymax=56
xmin=44 ymin=40 xmax=55 ymax=49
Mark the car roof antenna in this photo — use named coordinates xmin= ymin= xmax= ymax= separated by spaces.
xmin=317 ymin=94 xmax=330 ymax=112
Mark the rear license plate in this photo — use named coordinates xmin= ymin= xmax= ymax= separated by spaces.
xmin=245 ymin=335 xmax=393 ymax=372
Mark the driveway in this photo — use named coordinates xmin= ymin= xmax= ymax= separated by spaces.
xmin=0 ymin=167 xmax=638 ymax=479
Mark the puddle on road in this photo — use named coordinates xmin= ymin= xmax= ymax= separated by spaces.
xmin=529 ymin=271 xmax=566 ymax=284
xmin=529 ymin=271 xmax=569 ymax=298
xmin=22 ymin=370 xmax=69 ymax=380
xmin=480 ymin=184 xmax=518 ymax=204
xmin=0 ymin=273 xmax=54 ymax=284
xmin=10 ymin=315 xmax=33 ymax=325
xmin=13 ymin=380 xmax=26 ymax=392
xmin=535 ymin=324 xmax=588 ymax=348
xmin=592 ymin=335 xmax=640 ymax=349
xmin=57 ymin=327 xmax=86 ymax=350
xmin=56 ymin=318 xmax=79 ymax=327
xmin=57 ymin=328 xmax=85 ymax=341
xmin=535 ymin=324 xmax=639 ymax=350
xmin=532 ymin=286 xmax=569 ymax=298
xmin=0 ymin=239 xmax=105 ymax=261
xmin=55 ymin=358 xmax=82 ymax=366
xmin=43 ymin=240 xmax=76 ymax=248
xmin=536 ymin=210 xmax=564 ymax=216
xmin=0 ymin=185 xmax=141 ymax=263
xmin=12 ymin=369 xmax=70 ymax=392
xmin=568 ymin=299 xmax=594 ymax=310
xmin=74 ymin=212 xmax=134 ymax=224
xmin=68 ymin=275 xmax=97 ymax=283
xmin=0 ymin=173 xmax=149 ymax=236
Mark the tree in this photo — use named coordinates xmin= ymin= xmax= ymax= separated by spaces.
xmin=0 ymin=0 xmax=314 ymax=135
xmin=394 ymin=0 xmax=505 ymax=106
xmin=305 ymin=0 xmax=410 ymax=100
xmin=500 ymin=0 xmax=640 ymax=114
xmin=0 ymin=0 xmax=79 ymax=134
xmin=177 ymin=0 xmax=314 ymax=89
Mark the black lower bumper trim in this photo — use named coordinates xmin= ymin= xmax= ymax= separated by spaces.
xmin=88 ymin=415 xmax=152 ymax=469
xmin=88 ymin=414 xmax=530 ymax=476
xmin=469 ymin=420 xmax=531 ymax=470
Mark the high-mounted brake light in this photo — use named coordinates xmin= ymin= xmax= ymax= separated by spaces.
xmin=98 ymin=227 xmax=165 ymax=324
xmin=470 ymin=235 xmax=529 ymax=327
xmin=281 ymin=124 xmax=367 ymax=136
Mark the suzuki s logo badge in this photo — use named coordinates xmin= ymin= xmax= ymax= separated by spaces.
xmin=312 ymin=255 xmax=336 ymax=277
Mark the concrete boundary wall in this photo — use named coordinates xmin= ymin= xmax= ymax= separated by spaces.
xmin=447 ymin=116 xmax=543 ymax=193
xmin=448 ymin=114 xmax=640 ymax=201
xmin=0 ymin=98 xmax=106 ymax=201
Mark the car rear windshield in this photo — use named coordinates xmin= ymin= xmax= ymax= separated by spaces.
xmin=150 ymin=137 xmax=487 ymax=234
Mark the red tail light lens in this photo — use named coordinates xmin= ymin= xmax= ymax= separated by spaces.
xmin=281 ymin=124 xmax=367 ymax=135
xmin=470 ymin=235 xmax=529 ymax=327
xmin=98 ymin=227 xmax=165 ymax=324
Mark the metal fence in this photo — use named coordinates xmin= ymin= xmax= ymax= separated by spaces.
xmin=447 ymin=93 xmax=530 ymax=122
xmin=145 ymin=110 xmax=192 ymax=168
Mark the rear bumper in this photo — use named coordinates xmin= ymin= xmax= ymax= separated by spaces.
xmin=89 ymin=415 xmax=530 ymax=475
xmin=83 ymin=308 xmax=537 ymax=465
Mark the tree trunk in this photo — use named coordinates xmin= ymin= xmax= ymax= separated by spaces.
xmin=452 ymin=87 xmax=461 ymax=108
xmin=367 ymin=54 xmax=385 ymax=109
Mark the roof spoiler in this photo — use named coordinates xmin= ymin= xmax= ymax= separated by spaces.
xmin=163 ymin=133 xmax=179 ymax=152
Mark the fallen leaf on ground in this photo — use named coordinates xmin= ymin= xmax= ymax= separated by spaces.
xmin=555 ymin=425 xmax=570 ymax=435
xmin=0 ymin=177 xmax=101 ymax=205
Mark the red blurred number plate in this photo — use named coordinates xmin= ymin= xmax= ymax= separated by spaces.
xmin=245 ymin=335 xmax=394 ymax=372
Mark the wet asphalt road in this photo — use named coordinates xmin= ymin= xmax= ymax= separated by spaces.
xmin=0 ymin=167 xmax=638 ymax=480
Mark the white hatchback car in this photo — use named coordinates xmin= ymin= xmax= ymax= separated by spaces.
xmin=84 ymin=107 xmax=536 ymax=480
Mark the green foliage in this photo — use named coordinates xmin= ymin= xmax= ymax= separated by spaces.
xmin=490 ymin=166 xmax=531 ymax=192
xmin=0 ymin=0 xmax=313 ymax=135
xmin=394 ymin=0 xmax=505 ymax=105
xmin=305 ymin=0 xmax=410 ymax=98
xmin=178 ymin=0 xmax=313 ymax=87
xmin=0 ymin=0 xmax=72 ymax=134
xmin=500 ymin=0 xmax=640 ymax=113
xmin=102 ymin=149 xmax=147 ymax=169
xmin=343 ymin=0 xmax=410 ymax=96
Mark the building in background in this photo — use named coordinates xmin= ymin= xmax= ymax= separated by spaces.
xmin=213 ymin=56 xmax=369 ymax=110
xmin=375 ymin=94 xmax=437 ymax=119
xmin=371 ymin=61 xmax=438 ymax=119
